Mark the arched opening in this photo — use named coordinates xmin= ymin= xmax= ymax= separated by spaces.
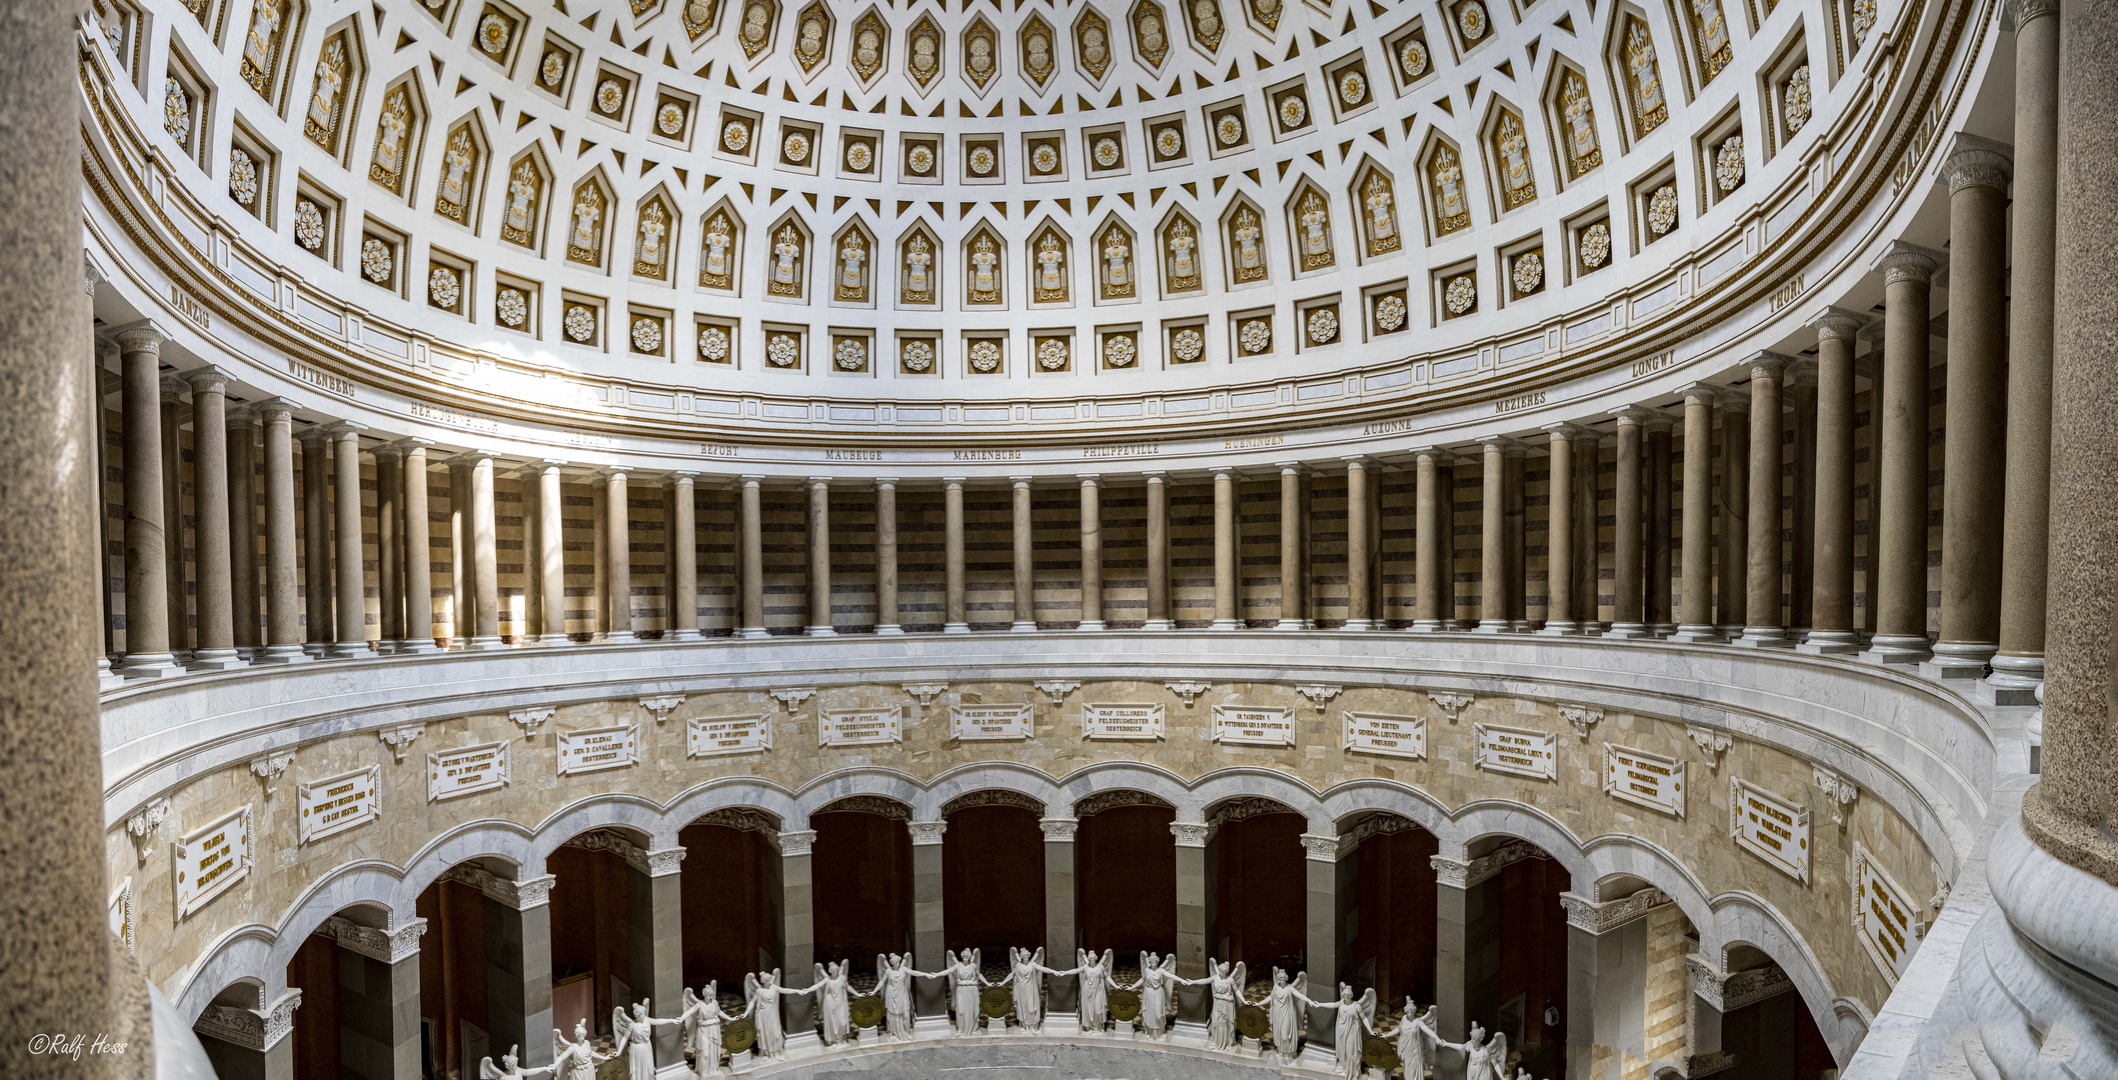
xmin=679 ymin=808 xmax=785 ymax=991
xmin=1342 ymin=813 xmax=1440 ymax=1008
xmin=415 ymin=857 xmax=541 ymax=1076
xmin=1462 ymin=838 xmax=1569 ymax=1079
xmin=1716 ymin=948 xmax=1837 ymax=1080
xmin=545 ymin=828 xmax=659 ymax=1039
xmin=811 ymin=797 xmax=914 ymax=962
xmin=285 ymin=902 xmax=415 ymax=1080
xmin=1206 ymin=797 xmax=1308 ymax=976
xmin=1074 ymin=790 xmax=1177 ymax=957
xmin=942 ymin=790 xmax=1048 ymax=953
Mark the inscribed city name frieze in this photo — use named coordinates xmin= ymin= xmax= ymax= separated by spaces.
xmin=1603 ymin=744 xmax=1685 ymax=817
xmin=298 ymin=765 xmax=380 ymax=843
xmin=1474 ymin=723 xmax=1557 ymax=780
xmin=1853 ymin=842 xmax=1920 ymax=982
xmin=821 ymin=708 xmax=904 ymax=747
xmin=688 ymin=714 xmax=773 ymax=757
xmin=175 ymin=804 xmax=252 ymax=918
xmin=1213 ymin=705 xmax=1295 ymax=747
xmin=1730 ymin=777 xmax=1811 ymax=883
xmin=949 ymin=703 xmax=1034 ymax=741
xmin=557 ymin=725 xmax=640 ymax=775
xmin=1343 ymin=712 xmax=1428 ymax=759
xmin=1082 ymin=703 xmax=1165 ymax=740
xmin=428 ymin=740 xmax=510 ymax=801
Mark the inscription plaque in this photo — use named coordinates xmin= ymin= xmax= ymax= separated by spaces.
xmin=688 ymin=714 xmax=774 ymax=757
xmin=1212 ymin=705 xmax=1295 ymax=747
xmin=1083 ymin=702 xmax=1166 ymax=740
xmin=820 ymin=708 xmax=904 ymax=747
xmin=1730 ymin=777 xmax=1811 ymax=883
xmin=949 ymin=703 xmax=1034 ymax=740
xmin=175 ymin=804 xmax=252 ymax=918
xmin=428 ymin=740 xmax=510 ymax=801
xmin=1343 ymin=712 xmax=1428 ymax=759
xmin=1853 ymin=842 xmax=1919 ymax=981
xmin=299 ymin=765 xmax=381 ymax=843
xmin=1474 ymin=723 xmax=1558 ymax=780
xmin=1603 ymin=745 xmax=1685 ymax=817
xmin=557 ymin=725 xmax=640 ymax=776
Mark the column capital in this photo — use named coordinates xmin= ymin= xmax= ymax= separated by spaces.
xmin=1718 ymin=395 xmax=1752 ymax=416
xmin=1783 ymin=360 xmax=1818 ymax=389
xmin=226 ymin=404 xmax=262 ymax=428
xmin=1169 ymin=821 xmax=1209 ymax=847
xmin=158 ymin=374 xmax=189 ymax=403
xmin=1871 ymin=240 xmax=1946 ymax=285
xmin=254 ymin=397 xmax=302 ymax=423
xmin=447 ymin=449 xmax=500 ymax=466
xmin=1474 ymin=434 xmax=1524 ymax=455
xmin=324 ymin=915 xmax=428 ymax=964
xmin=84 ymin=253 xmax=108 ymax=296
xmin=907 ymin=819 xmax=948 ymax=846
xmin=2007 ymin=0 xmax=2059 ymax=28
xmin=110 ymin=319 xmax=170 ymax=354
xmin=941 ymin=475 xmax=967 ymax=487
xmin=1676 ymin=382 xmax=1722 ymax=407
xmin=642 ymin=847 xmax=688 ymax=878
xmin=739 ymin=474 xmax=768 ymax=486
xmin=1409 ymin=444 xmax=1455 ymax=464
xmin=667 ymin=470 xmax=700 ymax=482
xmin=370 ymin=442 xmax=403 ymax=462
xmin=295 ymin=425 xmax=334 ymax=447
xmin=1299 ymin=832 xmax=1345 ymax=862
xmin=1643 ymin=412 xmax=1676 ymax=434
xmin=1210 ymin=464 xmax=1239 ymax=477
xmin=807 ymin=475 xmax=833 ymax=487
xmin=1274 ymin=460 xmax=1309 ymax=475
xmin=1608 ymin=404 xmax=1655 ymax=427
xmin=1539 ymin=422 xmax=1586 ymax=441
xmin=873 ymin=476 xmax=900 ymax=489
xmin=195 ymin=989 xmax=303 ymax=1052
xmin=1075 ymin=473 xmax=1101 ymax=485
xmin=1140 ymin=470 xmax=1168 ymax=482
xmin=1937 ymin=131 xmax=2013 ymax=194
xmin=1039 ymin=817 xmax=1080 ymax=840
xmin=1338 ymin=455 xmax=1373 ymax=469
xmin=184 ymin=366 xmax=235 ymax=395
xmin=325 ymin=420 xmax=369 ymax=440
xmin=778 ymin=829 xmax=817 ymax=857
xmin=1009 ymin=475 xmax=1035 ymax=486
xmin=392 ymin=437 xmax=438 ymax=455
xmin=1742 ymin=350 xmax=1796 ymax=380
xmin=596 ymin=462 xmax=634 ymax=478
xmin=1808 ymin=306 xmax=1867 ymax=341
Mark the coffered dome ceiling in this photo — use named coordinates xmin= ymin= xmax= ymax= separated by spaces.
xmin=90 ymin=0 xmax=1882 ymax=436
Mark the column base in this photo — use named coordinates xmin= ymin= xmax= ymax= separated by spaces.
xmin=1514 ymin=619 xmax=1538 ymax=633
xmin=252 ymin=644 xmax=314 ymax=664
xmin=1533 ymin=621 xmax=1583 ymax=636
xmin=1340 ymin=619 xmax=1374 ymax=632
xmin=393 ymin=638 xmax=442 ymax=654
xmin=1859 ymin=634 xmax=1933 ymax=665
xmin=1604 ymin=622 xmax=1651 ymax=639
xmin=325 ymin=641 xmax=368 ymax=659
xmin=1715 ymin=625 xmax=1745 ymax=641
xmin=1979 ymin=653 xmax=2043 ymax=705
xmin=1078 ymin=620 xmax=1107 ymax=631
xmin=943 ymin=622 xmax=971 ymax=634
xmin=1729 ymin=628 xmax=1794 ymax=648
xmin=875 ymin=623 xmax=906 ymax=635
xmin=528 ymin=633 xmax=574 ymax=647
xmin=1796 ymin=631 xmax=1861 ymax=655
xmin=1667 ymin=625 xmax=1724 ymax=643
xmin=739 ymin=626 xmax=771 ymax=639
xmin=667 ymin=628 xmax=704 ymax=641
xmin=120 ymin=652 xmax=183 ymax=678
xmin=96 ymin=657 xmax=123 ymax=690
xmin=464 ymin=636 xmax=509 ymax=650
xmin=1648 ymin=622 xmax=1677 ymax=637
xmin=1210 ymin=619 xmax=1243 ymax=631
xmin=1143 ymin=619 xmax=1174 ymax=631
xmin=1411 ymin=619 xmax=1446 ymax=632
xmin=302 ymin=642 xmax=329 ymax=658
xmin=1471 ymin=620 xmax=1509 ymax=633
xmin=1273 ymin=619 xmax=1311 ymax=630
xmin=1919 ymin=641 xmax=1998 ymax=681
xmin=808 ymin=626 xmax=839 ymax=636
xmin=234 ymin=645 xmax=263 ymax=662
xmin=1008 ymin=621 xmax=1037 ymax=633
xmin=187 ymin=648 xmax=248 ymax=671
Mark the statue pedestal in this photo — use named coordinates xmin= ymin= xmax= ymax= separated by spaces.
xmin=1241 ymin=1036 xmax=1263 ymax=1054
xmin=857 ymin=1027 xmax=878 ymax=1046
xmin=730 ymin=1051 xmax=752 ymax=1070
xmin=985 ymin=1017 xmax=1007 ymax=1035
xmin=1115 ymin=1020 xmax=1135 ymax=1038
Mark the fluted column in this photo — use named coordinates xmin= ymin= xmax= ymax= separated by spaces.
xmin=1645 ymin=416 xmax=1674 ymax=635
xmin=1143 ymin=472 xmax=1172 ymax=629
xmin=807 ymin=476 xmax=835 ymax=635
xmin=1538 ymin=427 xmax=1580 ymax=634
xmin=1989 ymin=0 xmax=2059 ymax=703
xmin=1926 ymin=136 xmax=2014 ymax=677
xmin=298 ymin=427 xmax=335 ymax=656
xmin=227 ymin=406 xmax=262 ymax=660
xmin=116 ymin=326 xmax=176 ymax=674
xmin=1861 ymin=242 xmax=1943 ymax=665
xmin=159 ymin=376 xmax=188 ymax=656
xmin=255 ymin=400 xmax=309 ymax=663
xmin=396 ymin=442 xmax=439 ymax=653
xmin=1010 ymin=476 xmax=1036 ymax=631
xmin=1606 ymin=408 xmax=1650 ymax=638
xmin=942 ymin=477 xmax=968 ymax=632
xmin=1671 ymin=386 xmax=1721 ymax=641
xmin=1801 ymin=312 xmax=1864 ymax=654
xmin=1276 ymin=463 xmax=1308 ymax=629
xmin=1474 ymin=439 xmax=1511 ymax=632
xmin=1715 ymin=399 xmax=1750 ymax=637
xmin=1212 ymin=467 xmax=1240 ymax=629
xmin=186 ymin=368 xmax=241 ymax=668
xmin=738 ymin=476 xmax=767 ymax=637
xmin=1078 ymin=475 xmax=1105 ymax=630
xmin=665 ymin=472 xmax=699 ymax=640
xmin=1574 ymin=432 xmax=1602 ymax=632
xmin=467 ymin=453 xmax=502 ymax=648
xmin=1413 ymin=448 xmax=1446 ymax=631
xmin=373 ymin=445 xmax=403 ymax=650
xmin=327 ymin=423 xmax=368 ymax=657
xmin=1342 ymin=457 xmax=1374 ymax=630
xmin=874 ymin=478 xmax=902 ymax=633
xmin=604 ymin=468 xmax=633 ymax=641
xmin=1736 ymin=354 xmax=1793 ymax=647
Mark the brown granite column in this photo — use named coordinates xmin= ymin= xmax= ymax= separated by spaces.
xmin=255 ymin=400 xmax=309 ymax=663
xmin=1144 ymin=472 xmax=1172 ymax=629
xmin=298 ymin=427 xmax=335 ymax=656
xmin=1503 ymin=443 xmax=1528 ymax=630
xmin=328 ymin=423 xmax=368 ymax=657
xmin=604 ymin=467 xmax=632 ymax=642
xmin=1212 ymin=467 xmax=1240 ymax=629
xmin=1276 ymin=463 xmax=1308 ymax=629
xmin=1538 ymin=427 xmax=1580 ymax=634
xmin=186 ymin=368 xmax=241 ymax=668
xmin=1736 ymin=353 xmax=1792 ymax=647
xmin=1989 ymin=0 xmax=2060 ymax=703
xmin=1861 ymin=242 xmax=1943 ymax=665
xmin=942 ymin=477 xmax=968 ymax=632
xmin=450 ymin=456 xmax=473 ymax=645
xmin=1788 ymin=363 xmax=1818 ymax=635
xmin=668 ymin=472 xmax=700 ymax=640
xmin=228 ymin=406 xmax=261 ymax=660
xmin=1645 ymin=415 xmax=1674 ymax=636
xmin=1343 ymin=457 xmax=1375 ymax=630
xmin=1929 ymin=135 xmax=2014 ymax=678
xmin=1474 ymin=439 xmax=1511 ymax=632
xmin=159 ymin=376 xmax=188 ymax=656
xmin=1672 ymin=386 xmax=1721 ymax=642
xmin=1412 ymin=448 xmax=1446 ymax=631
xmin=532 ymin=461 xmax=568 ymax=644
xmin=874 ymin=478 xmax=902 ymax=634
xmin=1574 ymin=432 xmax=1602 ymax=632
xmin=396 ymin=441 xmax=439 ymax=653
xmin=373 ymin=444 xmax=403 ymax=651
xmin=1010 ymin=476 xmax=1035 ymax=631
xmin=1715 ymin=400 xmax=1750 ymax=637
xmin=1801 ymin=311 xmax=1864 ymax=655
xmin=1606 ymin=408 xmax=1650 ymax=637
xmin=808 ymin=476 xmax=835 ymax=635
xmin=1078 ymin=474 xmax=1105 ymax=630
xmin=739 ymin=475 xmax=767 ymax=637
xmin=467 ymin=453 xmax=502 ymax=648
xmin=115 ymin=326 xmax=177 ymax=674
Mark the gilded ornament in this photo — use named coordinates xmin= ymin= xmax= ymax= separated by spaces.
xmin=1133 ymin=2 xmax=1170 ymax=67
xmin=1239 ymin=319 xmax=1271 ymax=353
xmin=969 ymin=145 xmax=997 ymax=175
xmin=969 ymin=339 xmax=1002 ymax=372
xmin=1155 ymin=128 xmax=1183 ymax=158
xmin=657 ymin=103 xmax=685 ymax=135
xmin=1251 ymin=0 xmax=1281 ymax=30
xmin=964 ymin=21 xmax=999 ymax=88
xmin=1456 ymin=0 xmax=1487 ymax=40
xmin=294 ymin=200 xmax=326 ymax=250
xmin=1851 ymin=0 xmax=1876 ymax=47
xmin=907 ymin=23 xmax=943 ymax=87
xmin=1374 ymin=294 xmax=1407 ymax=330
xmin=1338 ymin=71 xmax=1367 ymax=106
xmin=1076 ymin=15 xmax=1112 ymax=78
xmin=1036 ymin=338 xmax=1069 ymax=370
xmin=738 ymin=0 xmax=775 ymax=59
xmin=632 ymin=318 xmax=663 ymax=353
xmin=901 ymin=339 xmax=934 ymax=372
xmin=1093 ymin=138 xmax=1122 ymax=167
xmin=783 ymin=131 xmax=811 ymax=163
xmin=846 ymin=142 xmax=874 ymax=171
xmin=1103 ymin=336 xmax=1137 ymax=366
xmin=1511 ymin=252 xmax=1543 ymax=294
xmin=540 ymin=52 xmax=566 ymax=87
xmin=229 ymin=149 xmax=258 ymax=206
xmin=1022 ymin=20 xmax=1057 ymax=86
xmin=428 ymin=266 xmax=460 ymax=308
xmin=834 ymin=338 xmax=867 ymax=370
xmin=1444 ymin=274 xmax=1476 ymax=314
xmin=1647 ymin=184 xmax=1679 ymax=234
xmin=1172 ymin=327 xmax=1205 ymax=361
xmin=850 ymin=16 xmax=887 ymax=80
xmin=478 ymin=12 xmax=512 ymax=54
xmin=1715 ymin=136 xmax=1744 ymax=192
xmin=795 ymin=11 xmax=829 ymax=72
xmin=1216 ymin=115 xmax=1244 ymax=146
xmin=1278 ymin=94 xmax=1307 ymax=128
xmin=698 ymin=325 xmax=730 ymax=361
xmin=1580 ymin=222 xmax=1612 ymax=267
xmin=723 ymin=120 xmax=751 ymax=152
xmin=496 ymin=288 xmax=528 ymax=327
xmin=683 ymin=0 xmax=716 ymax=37
xmin=1784 ymin=66 xmax=1811 ymax=133
xmin=767 ymin=333 xmax=801 ymax=366
xmin=163 ymin=80 xmax=190 ymax=146
xmin=563 ymin=304 xmax=597 ymax=342
xmin=1033 ymin=144 xmax=1059 ymax=173
xmin=1307 ymin=308 xmax=1339 ymax=343
xmin=596 ymin=79 xmax=624 ymax=115
xmin=908 ymin=144 xmax=936 ymax=174
xmin=1398 ymin=38 xmax=1429 ymax=79
xmin=360 ymin=238 xmax=393 ymax=283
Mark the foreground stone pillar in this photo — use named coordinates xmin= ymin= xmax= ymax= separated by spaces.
xmin=317 ymin=917 xmax=426 ymax=1080
xmin=909 ymin=821 xmax=948 ymax=1017
xmin=1144 ymin=472 xmax=1172 ymax=629
xmin=1539 ymin=427 xmax=1580 ymax=634
xmin=228 ymin=406 xmax=262 ymax=659
xmin=1561 ymin=890 xmax=1654 ymax=1080
xmin=667 ymin=472 xmax=700 ymax=640
xmin=328 ymin=423 xmax=368 ymax=657
xmin=117 ymin=325 xmax=178 ymax=674
xmin=256 ymin=400 xmax=310 ymax=663
xmin=1078 ymin=475 xmax=1105 ymax=630
xmin=1606 ymin=408 xmax=1650 ymax=638
xmin=1715 ymin=399 xmax=1750 ymax=637
xmin=1801 ymin=311 xmax=1864 ymax=655
xmin=1736 ymin=353 xmax=1792 ymax=647
xmin=1474 ymin=439 xmax=1511 ymax=632
xmin=739 ymin=476 xmax=766 ymax=637
xmin=469 ymin=454 xmax=501 ymax=648
xmin=1672 ymin=386 xmax=1721 ymax=642
xmin=874 ymin=479 xmax=902 ymax=633
xmin=777 ymin=832 xmax=818 ymax=1040
xmin=1645 ymin=417 xmax=1674 ymax=635
xmin=808 ymin=476 xmax=835 ymax=635
xmin=1861 ymin=242 xmax=1943 ymax=665
xmin=1344 ymin=457 xmax=1374 ymax=630
xmin=1276 ymin=463 xmax=1307 ymax=629
xmin=1011 ymin=476 xmax=1036 ymax=631
xmin=187 ymin=368 xmax=242 ymax=668
xmin=1212 ymin=467 xmax=1240 ymax=629
xmin=372 ymin=445 xmax=402 ymax=651
xmin=396 ymin=442 xmax=439 ymax=653
xmin=196 ymin=993 xmax=299 ymax=1079
xmin=298 ymin=427 xmax=335 ymax=656
xmin=1413 ymin=448 xmax=1446 ymax=631
xmin=943 ymin=478 xmax=968 ymax=633
xmin=1042 ymin=818 xmax=1081 ymax=1013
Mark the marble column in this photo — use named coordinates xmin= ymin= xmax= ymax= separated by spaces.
xmin=255 ymin=400 xmax=309 ymax=664
xmin=228 ymin=406 xmax=262 ymax=660
xmin=484 ymin=873 xmax=557 ymax=1069
xmin=1078 ymin=475 xmax=1105 ymax=630
xmin=1276 ymin=463 xmax=1308 ymax=629
xmin=1645 ymin=416 xmax=1675 ymax=636
xmin=909 ymin=821 xmax=948 ymax=1017
xmin=1431 ymin=855 xmax=1472 ymax=1045
xmin=1683 ymin=955 xmax=1734 ymax=1076
xmin=196 ymin=994 xmax=299 ymax=1079
xmin=604 ymin=469 xmax=633 ymax=641
xmin=1988 ymin=0 xmax=2059 ymax=703
xmin=943 ymin=477 xmax=969 ymax=633
xmin=1474 ymin=439 xmax=1512 ymax=632
xmin=1344 ymin=457 xmax=1375 ymax=630
xmin=1171 ymin=822 xmax=1209 ymax=1002
xmin=1010 ymin=476 xmax=1036 ymax=631
xmin=1212 ymin=467 xmax=1241 ymax=629
xmin=874 ymin=479 xmax=902 ymax=633
xmin=1413 ymin=448 xmax=1446 ymax=631
xmin=635 ymin=850 xmax=688 ymax=1065
xmin=531 ymin=461 xmax=568 ymax=645
xmin=396 ymin=442 xmax=439 ymax=654
xmin=807 ymin=476 xmax=835 ymax=635
xmin=372 ymin=445 xmax=403 ymax=651
xmin=1041 ymin=818 xmax=1081 ymax=1013
xmin=187 ymin=368 xmax=241 ymax=668
xmin=1574 ymin=432 xmax=1602 ymax=632
xmin=468 ymin=454 xmax=502 ymax=648
xmin=1539 ymin=427 xmax=1580 ymax=634
xmin=116 ymin=326 xmax=177 ymax=673
xmin=1302 ymin=833 xmax=1346 ymax=1050
xmin=1860 ymin=242 xmax=1943 ymax=665
xmin=1801 ymin=312 xmax=1864 ymax=655
xmin=1928 ymin=135 xmax=2014 ymax=678
xmin=1671 ymin=386 xmax=1722 ymax=642
xmin=667 ymin=472 xmax=700 ymax=640
xmin=1561 ymin=892 xmax=1652 ymax=1080
xmin=316 ymin=918 xmax=426 ymax=1080
xmin=1715 ymin=400 xmax=1750 ymax=637
xmin=1735 ymin=353 xmax=1793 ymax=647
xmin=1606 ymin=408 xmax=1650 ymax=638
xmin=739 ymin=476 xmax=767 ymax=637
xmin=298 ymin=427 xmax=335 ymax=656
xmin=159 ymin=376 xmax=188 ymax=656
xmin=327 ymin=423 xmax=368 ymax=657
xmin=778 ymin=831 xmax=818 ymax=1038
xmin=1144 ymin=472 xmax=1172 ymax=630
xmin=449 ymin=457 xmax=472 ymax=646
